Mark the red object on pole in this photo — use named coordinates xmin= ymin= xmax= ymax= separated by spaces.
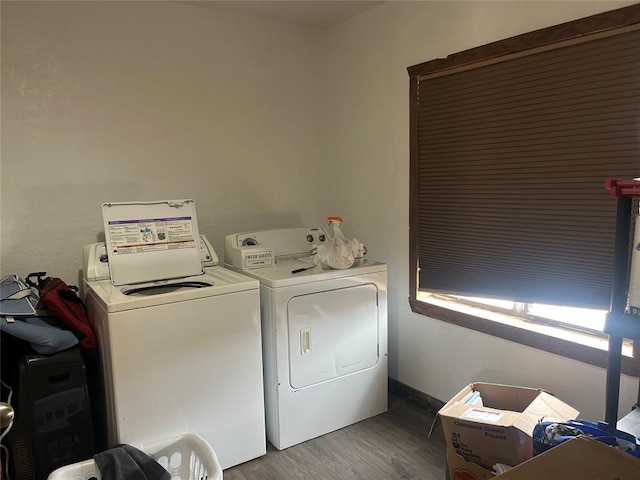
xmin=605 ymin=178 xmax=640 ymax=197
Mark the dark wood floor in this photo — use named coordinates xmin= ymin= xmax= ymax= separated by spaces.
xmin=224 ymin=394 xmax=446 ymax=480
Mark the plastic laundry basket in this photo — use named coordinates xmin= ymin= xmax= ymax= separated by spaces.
xmin=46 ymin=433 xmax=223 ymax=480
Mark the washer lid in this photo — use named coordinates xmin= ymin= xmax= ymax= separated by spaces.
xmin=85 ymin=267 xmax=258 ymax=313
xmin=102 ymin=199 xmax=203 ymax=286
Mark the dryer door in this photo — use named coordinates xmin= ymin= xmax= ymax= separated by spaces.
xmin=287 ymin=283 xmax=379 ymax=389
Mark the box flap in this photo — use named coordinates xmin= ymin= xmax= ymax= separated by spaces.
xmin=475 ymin=383 xmax=539 ymax=412
xmin=438 ymin=383 xmax=475 ymax=414
xmin=513 ymin=391 xmax=580 ymax=436
xmin=523 ymin=391 xmax=579 ymax=420
xmin=495 ymin=436 xmax=640 ymax=479
xmin=430 ymin=383 xmax=474 ymax=438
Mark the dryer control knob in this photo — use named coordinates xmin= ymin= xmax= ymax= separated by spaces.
xmin=242 ymin=237 xmax=258 ymax=247
xmin=306 ymin=234 xmax=314 ymax=242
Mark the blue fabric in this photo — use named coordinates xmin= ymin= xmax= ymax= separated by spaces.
xmin=0 ymin=316 xmax=78 ymax=354
xmin=0 ymin=275 xmax=37 ymax=316
xmin=533 ymin=419 xmax=639 ymax=458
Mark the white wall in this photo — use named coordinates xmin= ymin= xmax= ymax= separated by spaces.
xmin=324 ymin=0 xmax=639 ymax=421
xmin=2 ymin=0 xmax=638 ymax=423
xmin=1 ymin=0 xmax=329 ymax=287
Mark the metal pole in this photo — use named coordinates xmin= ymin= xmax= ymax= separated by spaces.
xmin=604 ymin=196 xmax=632 ymax=426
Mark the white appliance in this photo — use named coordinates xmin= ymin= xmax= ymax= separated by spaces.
xmin=83 ymin=199 xmax=266 ymax=469
xmin=224 ymin=227 xmax=388 ymax=450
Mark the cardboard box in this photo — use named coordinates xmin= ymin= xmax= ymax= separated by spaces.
xmin=439 ymin=383 xmax=579 ymax=468
xmin=494 ymin=436 xmax=640 ymax=479
xmin=446 ymin=449 xmax=495 ymax=480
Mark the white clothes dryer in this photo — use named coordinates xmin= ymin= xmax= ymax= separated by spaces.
xmin=83 ymin=200 xmax=266 ymax=469
xmin=225 ymin=227 xmax=388 ymax=450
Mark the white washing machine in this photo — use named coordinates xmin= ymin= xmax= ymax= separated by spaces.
xmin=224 ymin=227 xmax=388 ymax=450
xmin=83 ymin=199 xmax=266 ymax=469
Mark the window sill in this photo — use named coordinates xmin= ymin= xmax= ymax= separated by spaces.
xmin=410 ymin=295 xmax=640 ymax=377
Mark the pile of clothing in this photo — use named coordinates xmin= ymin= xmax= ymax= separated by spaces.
xmin=533 ymin=418 xmax=640 ymax=458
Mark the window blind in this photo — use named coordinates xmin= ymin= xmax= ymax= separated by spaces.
xmin=411 ymin=25 xmax=640 ymax=309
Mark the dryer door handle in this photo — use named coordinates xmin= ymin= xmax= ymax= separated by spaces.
xmin=300 ymin=328 xmax=311 ymax=356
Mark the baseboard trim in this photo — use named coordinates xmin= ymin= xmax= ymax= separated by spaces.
xmin=389 ymin=378 xmax=445 ymax=414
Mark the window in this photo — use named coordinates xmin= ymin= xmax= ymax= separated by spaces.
xmin=408 ymin=5 xmax=640 ymax=375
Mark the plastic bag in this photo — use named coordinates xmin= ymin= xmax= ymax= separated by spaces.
xmin=315 ymin=217 xmax=363 ymax=270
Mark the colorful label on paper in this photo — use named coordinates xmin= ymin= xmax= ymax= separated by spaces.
xmin=461 ymin=408 xmax=504 ymax=423
xmin=107 ymin=216 xmax=196 ymax=254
